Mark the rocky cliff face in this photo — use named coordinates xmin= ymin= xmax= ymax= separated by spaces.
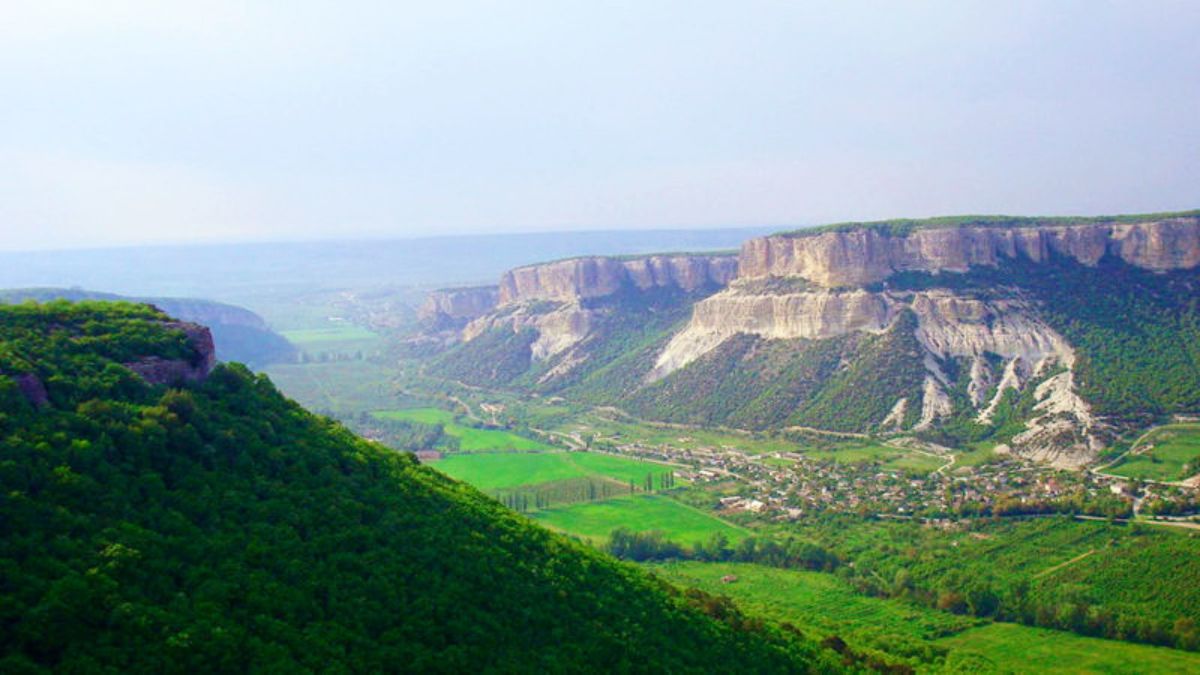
xmin=125 ymin=321 xmax=217 ymax=386
xmin=430 ymin=253 xmax=737 ymax=381
xmin=651 ymin=281 xmax=1099 ymax=466
xmin=419 ymin=286 xmax=500 ymax=325
xmin=498 ymin=254 xmax=737 ymax=304
xmin=738 ymin=216 xmax=1200 ymax=287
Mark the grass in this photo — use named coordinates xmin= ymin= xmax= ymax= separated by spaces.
xmin=431 ymin=451 xmax=671 ymax=492
xmin=563 ymin=414 xmax=800 ymax=455
xmin=281 ymin=324 xmax=383 ymax=358
xmin=802 ymin=443 xmax=898 ymax=463
xmin=955 ymin=442 xmax=1001 ymax=469
xmin=264 ymin=360 xmax=399 ymax=415
xmin=654 ymin=561 xmax=1200 ymax=673
xmin=760 ymin=456 xmax=796 ymax=468
xmin=534 ymin=494 xmax=747 ymax=545
xmin=937 ymin=622 xmax=1200 ymax=673
xmin=1109 ymin=424 xmax=1200 ymax=482
xmin=653 ymin=561 xmax=976 ymax=643
xmin=881 ymin=453 xmax=944 ymax=474
xmin=373 ymin=408 xmax=554 ymax=451
xmin=281 ymin=325 xmax=380 ymax=345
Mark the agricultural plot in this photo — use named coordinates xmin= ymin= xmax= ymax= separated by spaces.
xmin=655 ymin=561 xmax=1200 ymax=673
xmin=937 ymin=623 xmax=1200 ymax=673
xmin=282 ymin=324 xmax=383 ymax=358
xmin=373 ymin=408 xmax=553 ymax=452
xmin=431 ymin=450 xmax=676 ymax=491
xmin=562 ymin=414 xmax=799 ymax=455
xmin=264 ymin=360 xmax=400 ymax=415
xmin=534 ymin=494 xmax=747 ymax=545
xmin=653 ymin=561 xmax=978 ymax=644
xmin=282 ymin=325 xmax=380 ymax=345
xmin=1109 ymin=424 xmax=1200 ymax=482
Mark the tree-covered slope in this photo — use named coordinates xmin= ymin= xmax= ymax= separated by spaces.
xmin=0 ymin=288 xmax=295 ymax=368
xmin=0 ymin=302 xmax=838 ymax=672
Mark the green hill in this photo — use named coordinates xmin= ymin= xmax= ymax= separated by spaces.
xmin=0 ymin=301 xmax=839 ymax=672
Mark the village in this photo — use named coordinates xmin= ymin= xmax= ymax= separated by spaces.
xmin=589 ymin=432 xmax=1200 ymax=525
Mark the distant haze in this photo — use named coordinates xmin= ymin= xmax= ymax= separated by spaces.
xmin=1 ymin=1 xmax=1198 ymax=251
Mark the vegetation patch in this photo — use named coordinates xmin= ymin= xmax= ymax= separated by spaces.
xmin=534 ymin=495 xmax=748 ymax=545
xmin=1109 ymin=424 xmax=1200 ymax=482
xmin=373 ymin=407 xmax=553 ymax=451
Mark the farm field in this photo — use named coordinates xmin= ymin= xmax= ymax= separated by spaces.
xmin=534 ymin=494 xmax=747 ymax=545
xmin=431 ymin=451 xmax=671 ymax=492
xmin=655 ymin=561 xmax=1200 ymax=673
xmin=936 ymin=622 xmax=1200 ymax=673
xmin=373 ymin=408 xmax=554 ymax=451
xmin=561 ymin=414 xmax=800 ymax=455
xmin=281 ymin=325 xmax=380 ymax=345
xmin=1108 ymin=424 xmax=1200 ymax=482
xmin=653 ymin=561 xmax=977 ymax=645
xmin=264 ymin=360 xmax=399 ymax=415
xmin=281 ymin=323 xmax=384 ymax=358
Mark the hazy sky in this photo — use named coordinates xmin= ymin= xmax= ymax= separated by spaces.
xmin=2 ymin=1 xmax=1198 ymax=251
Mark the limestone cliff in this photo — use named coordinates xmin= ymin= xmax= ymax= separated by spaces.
xmin=419 ymin=286 xmax=500 ymax=326
xmin=739 ymin=214 xmax=1200 ymax=287
xmin=124 ymin=321 xmax=217 ymax=386
xmin=423 ymin=211 xmax=1200 ymax=469
xmin=428 ymin=253 xmax=736 ymax=387
xmin=498 ymin=254 xmax=737 ymax=304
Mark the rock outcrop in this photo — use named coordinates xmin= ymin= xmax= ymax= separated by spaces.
xmin=738 ymin=215 xmax=1200 ymax=287
xmin=498 ymin=254 xmax=737 ymax=305
xmin=654 ymin=285 xmax=1070 ymax=379
xmin=432 ymin=253 xmax=738 ymax=380
xmin=125 ymin=321 xmax=217 ymax=386
xmin=14 ymin=373 xmax=49 ymax=408
xmin=419 ymin=286 xmax=500 ymax=326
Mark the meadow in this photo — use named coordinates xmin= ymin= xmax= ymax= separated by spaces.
xmin=264 ymin=360 xmax=400 ymax=415
xmin=936 ymin=622 xmax=1200 ymax=673
xmin=1109 ymin=424 xmax=1200 ymax=482
xmin=560 ymin=413 xmax=801 ymax=455
xmin=654 ymin=561 xmax=1200 ymax=672
xmin=281 ymin=325 xmax=380 ymax=345
xmin=534 ymin=494 xmax=748 ymax=545
xmin=373 ymin=408 xmax=554 ymax=451
xmin=430 ymin=450 xmax=669 ymax=491
xmin=281 ymin=324 xmax=384 ymax=358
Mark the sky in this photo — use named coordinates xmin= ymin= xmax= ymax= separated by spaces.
xmin=1 ymin=1 xmax=1198 ymax=252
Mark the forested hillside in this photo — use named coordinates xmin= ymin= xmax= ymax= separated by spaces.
xmin=0 ymin=288 xmax=295 ymax=368
xmin=0 ymin=302 xmax=839 ymax=672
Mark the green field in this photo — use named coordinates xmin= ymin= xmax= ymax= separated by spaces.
xmin=937 ymin=622 xmax=1200 ymax=673
xmin=533 ymin=494 xmax=747 ymax=545
xmin=562 ymin=414 xmax=800 ymax=455
xmin=655 ymin=561 xmax=1200 ymax=673
xmin=653 ymin=561 xmax=977 ymax=644
xmin=1109 ymin=424 xmax=1200 ymax=482
xmin=373 ymin=408 xmax=554 ymax=452
xmin=282 ymin=325 xmax=380 ymax=345
xmin=264 ymin=360 xmax=399 ymax=415
xmin=882 ymin=453 xmax=945 ymax=473
xmin=281 ymin=324 xmax=383 ymax=358
xmin=431 ymin=451 xmax=671 ymax=492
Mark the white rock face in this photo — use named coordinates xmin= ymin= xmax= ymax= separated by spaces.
xmin=498 ymin=254 xmax=737 ymax=304
xmin=738 ymin=216 xmax=1200 ymax=287
xmin=881 ymin=398 xmax=909 ymax=430
xmin=648 ymin=279 xmax=1101 ymax=464
xmin=653 ymin=285 xmax=1072 ymax=380
xmin=977 ymin=358 xmax=1024 ymax=424
xmin=650 ymin=285 xmax=892 ymax=379
xmin=463 ymin=302 xmax=597 ymax=362
xmin=916 ymin=377 xmax=954 ymax=430
xmin=1011 ymin=369 xmax=1100 ymax=468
